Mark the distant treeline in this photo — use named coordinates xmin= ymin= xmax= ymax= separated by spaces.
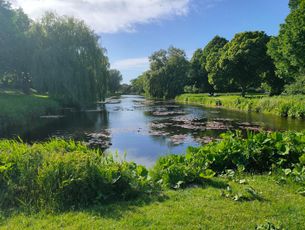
xmin=132 ymin=0 xmax=305 ymax=99
xmin=0 ymin=1 xmax=122 ymax=107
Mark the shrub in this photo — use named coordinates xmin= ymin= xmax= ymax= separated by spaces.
xmin=0 ymin=139 xmax=155 ymax=211
xmin=152 ymin=131 xmax=305 ymax=187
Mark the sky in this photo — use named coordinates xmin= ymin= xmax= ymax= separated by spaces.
xmin=10 ymin=0 xmax=290 ymax=83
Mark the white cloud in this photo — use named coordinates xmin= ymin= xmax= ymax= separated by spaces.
xmin=112 ymin=57 xmax=149 ymax=70
xmin=10 ymin=0 xmax=191 ymax=33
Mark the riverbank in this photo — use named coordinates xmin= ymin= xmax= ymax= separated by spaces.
xmin=0 ymin=91 xmax=60 ymax=130
xmin=2 ymin=175 xmax=304 ymax=229
xmin=0 ymin=131 xmax=304 ymax=229
xmin=176 ymin=94 xmax=305 ymax=119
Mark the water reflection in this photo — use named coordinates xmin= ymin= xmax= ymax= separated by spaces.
xmin=1 ymin=95 xmax=305 ymax=167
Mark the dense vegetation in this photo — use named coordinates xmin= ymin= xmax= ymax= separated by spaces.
xmin=0 ymin=139 xmax=155 ymax=211
xmin=0 ymin=131 xmax=304 ymax=211
xmin=152 ymin=131 xmax=305 ymax=188
xmin=132 ymin=0 xmax=305 ymax=98
xmin=0 ymin=131 xmax=305 ymax=228
xmin=176 ymin=94 xmax=305 ymax=119
xmin=0 ymin=1 xmax=122 ymax=107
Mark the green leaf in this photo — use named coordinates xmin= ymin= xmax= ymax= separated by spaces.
xmin=199 ymin=169 xmax=216 ymax=179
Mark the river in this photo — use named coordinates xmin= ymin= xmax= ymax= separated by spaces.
xmin=2 ymin=95 xmax=305 ymax=167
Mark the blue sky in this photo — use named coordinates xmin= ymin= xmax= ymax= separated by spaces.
xmin=103 ymin=0 xmax=289 ymax=83
xmin=12 ymin=0 xmax=290 ymax=83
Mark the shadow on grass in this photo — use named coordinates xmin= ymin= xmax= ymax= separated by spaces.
xmin=0 ymin=193 xmax=169 ymax=222
xmin=83 ymin=193 xmax=169 ymax=220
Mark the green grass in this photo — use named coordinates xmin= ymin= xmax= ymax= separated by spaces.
xmin=176 ymin=93 xmax=305 ymax=119
xmin=0 ymin=91 xmax=60 ymax=130
xmin=1 ymin=175 xmax=304 ymax=229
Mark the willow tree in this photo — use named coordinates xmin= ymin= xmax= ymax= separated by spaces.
xmin=0 ymin=1 xmax=32 ymax=92
xmin=30 ymin=13 xmax=109 ymax=106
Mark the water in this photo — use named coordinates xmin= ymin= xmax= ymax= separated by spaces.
xmin=2 ymin=95 xmax=305 ymax=167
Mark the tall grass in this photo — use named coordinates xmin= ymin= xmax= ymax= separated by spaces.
xmin=176 ymin=94 xmax=305 ymax=119
xmin=0 ymin=93 xmax=60 ymax=130
xmin=0 ymin=139 xmax=155 ymax=211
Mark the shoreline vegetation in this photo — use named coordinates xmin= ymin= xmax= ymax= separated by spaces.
xmin=0 ymin=91 xmax=60 ymax=131
xmin=176 ymin=94 xmax=305 ymax=119
xmin=0 ymin=131 xmax=305 ymax=228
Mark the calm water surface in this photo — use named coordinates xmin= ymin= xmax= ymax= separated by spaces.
xmin=2 ymin=95 xmax=305 ymax=167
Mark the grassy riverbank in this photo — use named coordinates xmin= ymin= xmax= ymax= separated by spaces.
xmin=0 ymin=131 xmax=304 ymax=229
xmin=2 ymin=175 xmax=304 ymax=229
xmin=176 ymin=94 xmax=305 ymax=119
xmin=0 ymin=90 xmax=60 ymax=130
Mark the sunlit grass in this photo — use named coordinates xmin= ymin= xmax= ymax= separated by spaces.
xmin=1 ymin=175 xmax=304 ymax=229
xmin=176 ymin=94 xmax=305 ymax=119
xmin=0 ymin=92 xmax=60 ymax=129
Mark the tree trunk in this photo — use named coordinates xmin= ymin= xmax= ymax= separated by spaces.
xmin=241 ymin=87 xmax=246 ymax=97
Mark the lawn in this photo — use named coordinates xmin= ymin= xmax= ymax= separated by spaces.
xmin=1 ymin=175 xmax=304 ymax=229
xmin=0 ymin=90 xmax=60 ymax=130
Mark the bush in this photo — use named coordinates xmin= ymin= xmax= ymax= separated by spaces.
xmin=151 ymin=131 xmax=305 ymax=187
xmin=0 ymin=139 xmax=155 ymax=211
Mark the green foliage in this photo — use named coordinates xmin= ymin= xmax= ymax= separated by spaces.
xmin=0 ymin=4 xmax=111 ymax=106
xmin=267 ymin=0 xmax=305 ymax=89
xmin=188 ymin=49 xmax=210 ymax=93
xmin=131 ymin=74 xmax=146 ymax=94
xmin=0 ymin=139 xmax=155 ymax=211
xmin=219 ymin=31 xmax=279 ymax=96
xmin=203 ymin=36 xmax=230 ymax=93
xmin=289 ymin=0 xmax=302 ymax=10
xmin=176 ymin=94 xmax=305 ymax=119
xmin=30 ymin=13 xmax=109 ymax=106
xmin=152 ymin=131 xmax=305 ymax=187
xmin=107 ymin=69 xmax=123 ymax=95
xmin=285 ymin=75 xmax=305 ymax=95
xmin=0 ymin=2 xmax=32 ymax=94
xmin=135 ymin=47 xmax=189 ymax=99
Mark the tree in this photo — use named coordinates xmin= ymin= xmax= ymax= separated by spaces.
xmin=289 ymin=0 xmax=301 ymax=10
xmin=285 ymin=75 xmax=305 ymax=95
xmin=219 ymin=31 xmax=277 ymax=96
xmin=203 ymin=36 xmax=229 ymax=93
xmin=131 ymin=74 xmax=146 ymax=94
xmin=267 ymin=0 xmax=305 ymax=91
xmin=30 ymin=13 xmax=109 ymax=106
xmin=107 ymin=69 xmax=122 ymax=94
xmin=0 ymin=1 xmax=32 ymax=93
xmin=140 ymin=47 xmax=189 ymax=99
xmin=187 ymin=49 xmax=209 ymax=92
